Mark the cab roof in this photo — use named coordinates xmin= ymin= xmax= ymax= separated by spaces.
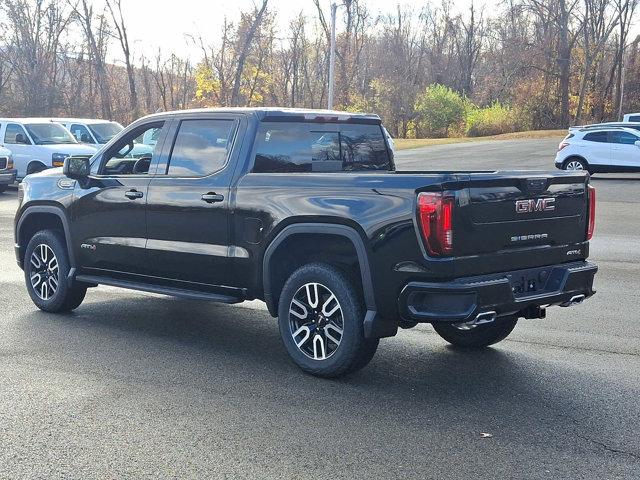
xmin=141 ymin=107 xmax=382 ymax=124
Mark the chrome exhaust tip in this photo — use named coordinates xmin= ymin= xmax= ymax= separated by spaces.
xmin=560 ymin=294 xmax=586 ymax=307
xmin=453 ymin=311 xmax=497 ymax=330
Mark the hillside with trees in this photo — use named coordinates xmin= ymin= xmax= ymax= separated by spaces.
xmin=0 ymin=0 xmax=638 ymax=138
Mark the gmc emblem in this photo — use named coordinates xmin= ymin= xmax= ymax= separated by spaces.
xmin=515 ymin=198 xmax=555 ymax=213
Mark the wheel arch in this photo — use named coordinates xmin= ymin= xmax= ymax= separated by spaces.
xmin=26 ymin=161 xmax=48 ymax=175
xmin=16 ymin=205 xmax=75 ymax=271
xmin=262 ymin=223 xmax=393 ymax=338
xmin=562 ymin=155 xmax=589 ymax=168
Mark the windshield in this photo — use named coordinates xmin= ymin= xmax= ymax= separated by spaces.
xmin=88 ymin=122 xmax=123 ymax=144
xmin=24 ymin=123 xmax=77 ymax=145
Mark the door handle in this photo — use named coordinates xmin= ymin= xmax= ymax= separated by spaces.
xmin=125 ymin=189 xmax=144 ymax=199
xmin=201 ymin=192 xmax=224 ymax=203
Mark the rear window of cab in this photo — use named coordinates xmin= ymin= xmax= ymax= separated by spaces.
xmin=252 ymin=122 xmax=392 ymax=173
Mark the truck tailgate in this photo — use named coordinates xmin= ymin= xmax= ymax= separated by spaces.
xmin=455 ymin=172 xmax=589 ymax=258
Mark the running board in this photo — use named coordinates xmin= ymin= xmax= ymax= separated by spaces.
xmin=75 ymin=275 xmax=244 ymax=304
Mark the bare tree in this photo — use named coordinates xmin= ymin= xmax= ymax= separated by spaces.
xmin=0 ymin=0 xmax=73 ymax=115
xmin=230 ymin=0 xmax=269 ymax=106
xmin=69 ymin=0 xmax=113 ymax=118
xmin=105 ymin=0 xmax=138 ymax=120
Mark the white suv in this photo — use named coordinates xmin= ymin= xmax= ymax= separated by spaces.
xmin=555 ymin=127 xmax=640 ymax=174
xmin=0 ymin=119 xmax=97 ymax=180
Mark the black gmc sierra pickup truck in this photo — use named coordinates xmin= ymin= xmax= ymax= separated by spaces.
xmin=14 ymin=108 xmax=597 ymax=377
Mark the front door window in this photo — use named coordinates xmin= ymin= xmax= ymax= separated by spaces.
xmin=99 ymin=122 xmax=166 ymax=175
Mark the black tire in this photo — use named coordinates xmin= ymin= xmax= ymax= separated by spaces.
xmin=432 ymin=316 xmax=518 ymax=349
xmin=24 ymin=230 xmax=87 ymax=313
xmin=0 ymin=185 xmax=7 ymax=194
xmin=562 ymin=157 xmax=591 ymax=174
xmin=278 ymin=263 xmax=379 ymax=378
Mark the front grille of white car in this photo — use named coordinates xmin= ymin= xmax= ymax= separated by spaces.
xmin=0 ymin=157 xmax=7 ymax=170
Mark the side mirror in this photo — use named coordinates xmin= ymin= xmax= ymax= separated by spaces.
xmin=635 ymin=140 xmax=640 ymax=148
xmin=63 ymin=155 xmax=91 ymax=179
xmin=80 ymin=133 xmax=92 ymax=143
xmin=15 ymin=133 xmax=28 ymax=144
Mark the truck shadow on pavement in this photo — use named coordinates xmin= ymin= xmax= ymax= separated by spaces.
xmin=9 ymin=292 xmax=639 ymax=475
xmin=13 ymin=294 xmax=632 ymax=442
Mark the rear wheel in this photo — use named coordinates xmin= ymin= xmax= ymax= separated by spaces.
xmin=432 ymin=316 xmax=518 ymax=349
xmin=24 ymin=230 xmax=87 ymax=313
xmin=563 ymin=157 xmax=589 ymax=173
xmin=277 ymin=263 xmax=379 ymax=377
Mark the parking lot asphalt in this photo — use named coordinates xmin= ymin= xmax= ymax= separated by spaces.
xmin=0 ymin=138 xmax=638 ymax=479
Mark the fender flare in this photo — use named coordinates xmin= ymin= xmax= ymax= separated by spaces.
xmin=16 ymin=205 xmax=76 ymax=270
xmin=262 ymin=223 xmax=396 ymax=338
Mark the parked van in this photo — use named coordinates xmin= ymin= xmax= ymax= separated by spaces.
xmin=0 ymin=119 xmax=97 ymax=180
xmin=53 ymin=118 xmax=153 ymax=158
xmin=0 ymin=145 xmax=16 ymax=193
xmin=53 ymin=118 xmax=123 ymax=146
xmin=623 ymin=113 xmax=640 ymax=122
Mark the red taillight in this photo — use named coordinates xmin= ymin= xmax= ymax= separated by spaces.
xmin=587 ymin=184 xmax=596 ymax=240
xmin=417 ymin=192 xmax=454 ymax=256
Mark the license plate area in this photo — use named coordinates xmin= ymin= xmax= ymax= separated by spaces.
xmin=507 ymin=266 xmax=567 ymax=299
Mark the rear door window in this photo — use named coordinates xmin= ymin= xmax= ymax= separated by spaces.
xmin=583 ymin=131 xmax=609 ymax=143
xmin=166 ymin=119 xmax=235 ymax=177
xmin=252 ymin=122 xmax=392 ymax=173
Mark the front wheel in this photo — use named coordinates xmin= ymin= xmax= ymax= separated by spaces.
xmin=24 ymin=230 xmax=87 ymax=313
xmin=278 ymin=263 xmax=379 ymax=378
xmin=432 ymin=316 xmax=518 ymax=349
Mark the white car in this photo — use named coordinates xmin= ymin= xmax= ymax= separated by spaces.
xmin=555 ymin=127 xmax=640 ymax=174
xmin=569 ymin=122 xmax=640 ymax=133
xmin=0 ymin=118 xmax=97 ymax=180
xmin=52 ymin=118 xmax=153 ymax=158
xmin=623 ymin=113 xmax=640 ymax=122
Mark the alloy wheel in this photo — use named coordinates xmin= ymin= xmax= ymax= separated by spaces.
xmin=29 ymin=244 xmax=59 ymax=300
xmin=565 ymin=160 xmax=584 ymax=171
xmin=289 ymin=282 xmax=344 ymax=360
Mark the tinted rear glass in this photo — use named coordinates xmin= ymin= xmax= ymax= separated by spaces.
xmin=253 ymin=122 xmax=392 ymax=173
xmin=583 ymin=131 xmax=608 ymax=143
xmin=628 ymin=115 xmax=640 ymax=122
